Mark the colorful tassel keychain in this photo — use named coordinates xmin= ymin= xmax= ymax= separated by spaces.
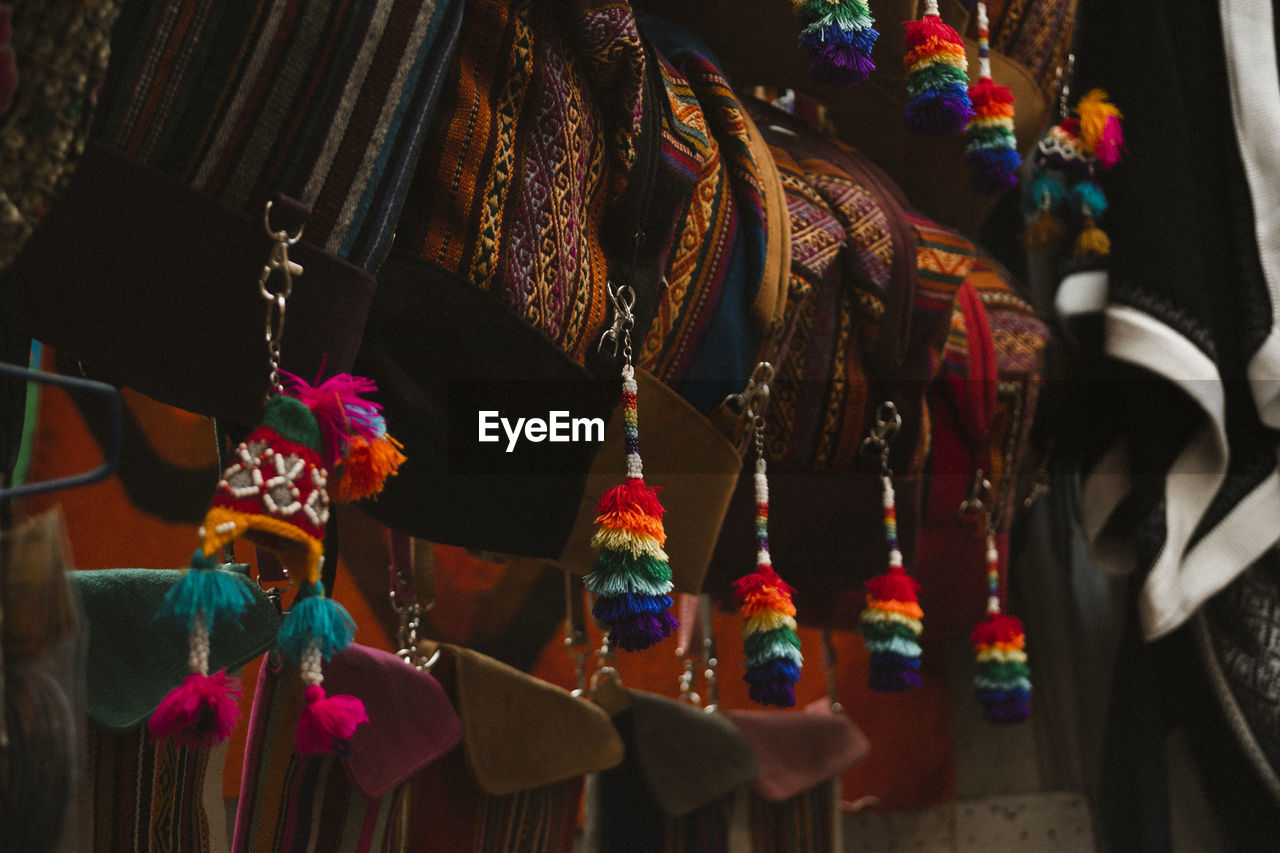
xmin=151 ymin=202 xmax=403 ymax=753
xmin=584 ymin=283 xmax=678 ymax=652
xmin=794 ymin=0 xmax=879 ymax=87
xmin=148 ymin=550 xmax=255 ymax=747
xmin=964 ymin=3 xmax=1019 ymax=193
xmin=903 ymin=0 xmax=973 ymax=135
xmin=1070 ymin=89 xmax=1123 ymax=260
xmin=857 ymin=402 xmax=924 ymax=691
xmin=731 ymin=363 xmax=803 ymax=707
xmin=964 ymin=479 xmax=1031 ymax=723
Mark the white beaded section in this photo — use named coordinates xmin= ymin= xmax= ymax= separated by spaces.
xmin=889 ymin=549 xmax=904 ymax=568
xmin=622 ymin=365 xmax=635 ymax=383
xmin=300 ymin=642 xmax=324 ymax=688
xmin=188 ymin=614 xmax=210 ymax=676
xmin=977 ymin=3 xmax=992 ymax=78
xmin=987 ymin=595 xmax=1002 ymax=615
xmin=754 ymin=470 xmax=768 ymax=504
xmin=987 ymin=547 xmax=1000 ymax=565
xmin=881 ymin=476 xmax=895 ymax=507
xmin=757 ymin=549 xmax=773 ymax=566
xmin=626 ymin=454 xmax=644 ymax=479
xmin=924 ymin=0 xmax=940 ymax=16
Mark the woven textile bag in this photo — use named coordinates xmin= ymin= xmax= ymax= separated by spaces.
xmin=10 ymin=0 xmax=463 ymax=426
xmin=69 ymin=564 xmax=279 ymax=852
xmin=233 ymin=644 xmax=463 ymax=852
xmin=916 ymin=255 xmax=1049 ymax=637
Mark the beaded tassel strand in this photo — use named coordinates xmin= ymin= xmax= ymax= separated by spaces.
xmin=970 ymin=525 xmax=1032 ymax=723
xmin=732 ymin=365 xmax=803 ymax=706
xmin=965 ymin=3 xmax=1020 ymax=193
xmin=584 ymin=284 xmax=678 ymax=651
xmin=857 ymin=403 xmax=924 ymax=691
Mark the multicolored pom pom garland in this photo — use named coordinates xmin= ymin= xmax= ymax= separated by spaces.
xmin=584 ymin=285 xmax=678 ymax=652
xmin=794 ymin=0 xmax=879 ymax=87
xmin=734 ymin=455 xmax=803 ymax=707
xmin=903 ymin=0 xmax=973 ymax=136
xmin=970 ymin=529 xmax=1031 ymax=723
xmin=965 ymin=4 xmax=1020 ymax=193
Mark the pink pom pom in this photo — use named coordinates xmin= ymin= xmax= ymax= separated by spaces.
xmin=970 ymin=613 xmax=1026 ymax=646
xmin=149 ymin=671 xmax=242 ymax=748
xmin=866 ymin=565 xmax=922 ymax=602
xmin=279 ymin=371 xmax=385 ymax=467
xmin=595 ymin=478 xmax=665 ymax=519
xmin=1095 ymin=115 xmax=1125 ymax=169
xmin=296 ymin=685 xmax=369 ymax=756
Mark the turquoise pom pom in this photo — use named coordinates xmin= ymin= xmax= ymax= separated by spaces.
xmin=1071 ymin=180 xmax=1108 ymax=219
xmin=155 ymin=558 xmax=256 ymax=631
xmin=277 ymin=583 xmax=356 ymax=662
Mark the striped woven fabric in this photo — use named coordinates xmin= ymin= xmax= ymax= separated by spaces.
xmin=396 ymin=746 xmax=582 ymax=852
xmin=747 ymin=782 xmax=837 ymax=853
xmin=396 ymin=0 xmax=646 ymax=364
xmin=662 ymin=796 xmax=735 ymax=853
xmin=984 ymin=0 xmax=1078 ymax=99
xmin=91 ymin=0 xmax=462 ymax=271
xmin=235 ymin=660 xmax=405 ymax=853
xmin=87 ymin=724 xmax=221 ymax=853
xmin=634 ymin=21 xmax=769 ymax=412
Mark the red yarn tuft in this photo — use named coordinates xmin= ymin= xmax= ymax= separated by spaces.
xmin=969 ymin=78 xmax=1015 ymax=110
xmin=733 ymin=566 xmax=795 ymax=599
xmin=865 ymin=565 xmax=921 ymax=602
xmin=970 ymin=613 xmax=1025 ymax=646
xmin=296 ymin=685 xmax=369 ymax=756
xmin=595 ymin=478 xmax=666 ymax=519
xmin=149 ymin=671 xmax=242 ymax=748
xmin=903 ymin=15 xmax=964 ymax=49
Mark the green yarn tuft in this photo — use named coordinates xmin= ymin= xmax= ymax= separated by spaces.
xmin=262 ymin=395 xmax=323 ymax=451
xmin=905 ymin=64 xmax=968 ymax=96
xmin=587 ymin=548 xmax=674 ymax=586
xmin=856 ymin=619 xmax=920 ymax=642
xmin=977 ymin=660 xmax=1031 ymax=681
xmin=744 ymin=627 xmax=802 ymax=659
xmin=965 ymin=125 xmax=1016 ymax=149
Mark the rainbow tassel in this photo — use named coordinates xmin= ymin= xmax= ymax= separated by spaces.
xmin=733 ymin=458 xmax=802 ymax=707
xmin=794 ymin=0 xmax=879 ymax=87
xmin=584 ymin=366 xmax=678 ymax=651
xmin=903 ymin=0 xmax=973 ymax=135
xmin=970 ymin=532 xmax=1030 ymax=722
xmin=965 ymin=4 xmax=1019 ymax=193
xmin=858 ymin=474 xmax=923 ymax=690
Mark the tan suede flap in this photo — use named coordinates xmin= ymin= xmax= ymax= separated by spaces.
xmin=547 ymin=368 xmax=742 ymax=594
xmin=443 ymin=642 xmax=624 ymax=796
xmin=627 ymin=690 xmax=759 ymax=817
xmin=725 ymin=699 xmax=870 ymax=802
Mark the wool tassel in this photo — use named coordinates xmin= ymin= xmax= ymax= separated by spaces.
xmin=295 ymin=644 xmax=369 ymax=755
xmin=1022 ymin=173 xmax=1066 ymax=250
xmin=794 ymin=0 xmax=879 ymax=87
xmin=858 ymin=474 xmax=923 ymax=690
xmin=1074 ymin=88 xmax=1124 ymax=169
xmin=584 ymin=364 xmax=678 ymax=651
xmin=733 ymin=457 xmax=802 ymax=707
xmin=903 ymin=0 xmax=973 ymax=135
xmin=1072 ymin=180 xmax=1110 ymax=259
xmin=970 ymin=530 xmax=1031 ymax=723
xmin=965 ymin=4 xmax=1019 ymax=193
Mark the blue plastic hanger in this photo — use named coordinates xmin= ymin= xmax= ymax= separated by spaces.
xmin=0 ymin=361 xmax=122 ymax=500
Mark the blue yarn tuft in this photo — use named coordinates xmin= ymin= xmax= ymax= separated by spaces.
xmin=277 ymin=585 xmax=356 ymax=662
xmin=967 ymin=148 xmax=1021 ymax=194
xmin=155 ymin=565 xmax=256 ymax=631
xmin=747 ymin=678 xmax=797 ymax=708
xmin=1071 ymin=180 xmax=1108 ymax=219
xmin=904 ymin=88 xmax=974 ymax=135
xmin=744 ymin=659 xmax=802 ymax=687
xmin=591 ymin=592 xmax=674 ymax=624
xmin=869 ymin=651 xmax=921 ymax=669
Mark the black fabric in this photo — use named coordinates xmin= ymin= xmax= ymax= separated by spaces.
xmin=354 ymin=38 xmax=688 ymax=558
xmin=9 ymin=141 xmax=377 ymax=429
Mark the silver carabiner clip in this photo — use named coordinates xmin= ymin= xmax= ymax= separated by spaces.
xmin=597 ymin=282 xmax=636 ymax=357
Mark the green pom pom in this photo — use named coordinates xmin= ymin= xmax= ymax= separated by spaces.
xmin=262 ymin=395 xmax=323 ymax=451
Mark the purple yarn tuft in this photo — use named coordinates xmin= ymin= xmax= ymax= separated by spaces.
xmin=610 ymin=609 xmax=678 ymax=651
xmin=869 ymin=665 xmax=924 ymax=692
xmin=810 ymin=43 xmax=876 ymax=87
xmin=981 ymin=698 xmax=1031 ymax=723
xmin=904 ymin=92 xmax=975 ymax=135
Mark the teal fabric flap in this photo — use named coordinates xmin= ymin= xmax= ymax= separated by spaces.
xmin=71 ymin=566 xmax=280 ymax=732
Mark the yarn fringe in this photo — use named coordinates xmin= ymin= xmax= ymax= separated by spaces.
xmin=149 ymin=671 xmax=242 ymax=748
